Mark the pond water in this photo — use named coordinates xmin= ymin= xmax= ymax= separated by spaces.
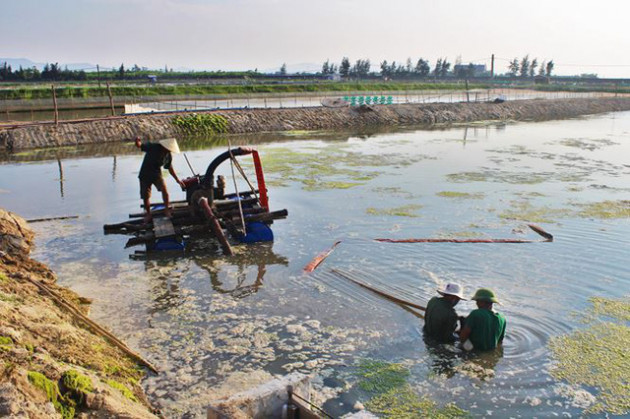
xmin=1 ymin=112 xmax=629 ymax=417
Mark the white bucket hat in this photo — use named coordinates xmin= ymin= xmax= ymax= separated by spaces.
xmin=158 ymin=138 xmax=180 ymax=154
xmin=437 ymin=283 xmax=466 ymax=300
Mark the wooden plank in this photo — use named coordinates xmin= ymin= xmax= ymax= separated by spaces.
xmin=153 ymin=217 xmax=175 ymax=238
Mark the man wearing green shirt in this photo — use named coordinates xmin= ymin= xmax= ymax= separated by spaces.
xmin=460 ymin=288 xmax=506 ymax=351
xmin=423 ymin=283 xmax=466 ymax=343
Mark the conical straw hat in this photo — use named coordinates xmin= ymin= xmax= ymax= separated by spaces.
xmin=158 ymin=138 xmax=180 ymax=154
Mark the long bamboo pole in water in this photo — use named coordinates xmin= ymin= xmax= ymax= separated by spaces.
xmin=331 ymin=268 xmax=426 ymax=312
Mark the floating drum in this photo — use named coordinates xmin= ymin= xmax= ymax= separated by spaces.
xmin=239 ymin=222 xmax=274 ymax=243
xmin=149 ymin=237 xmax=185 ymax=251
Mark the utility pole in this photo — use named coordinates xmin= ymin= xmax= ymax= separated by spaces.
xmin=96 ymin=64 xmax=101 ymax=88
xmin=490 ymin=54 xmax=495 ymax=78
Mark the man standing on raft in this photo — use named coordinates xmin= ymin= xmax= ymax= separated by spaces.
xmin=135 ymin=137 xmax=185 ymax=222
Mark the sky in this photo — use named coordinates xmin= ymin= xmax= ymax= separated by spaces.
xmin=3 ymin=0 xmax=630 ymax=78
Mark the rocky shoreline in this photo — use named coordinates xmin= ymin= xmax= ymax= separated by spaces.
xmin=2 ymin=97 xmax=630 ymax=152
xmin=0 ymin=209 xmax=157 ymax=418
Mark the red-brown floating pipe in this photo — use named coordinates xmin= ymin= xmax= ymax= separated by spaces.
xmin=375 ymin=224 xmax=553 ymax=244
xmin=303 ymin=240 xmax=341 ymax=272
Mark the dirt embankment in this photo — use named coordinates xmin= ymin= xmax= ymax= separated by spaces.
xmin=2 ymin=97 xmax=630 ymax=152
xmin=0 ymin=209 xmax=157 ymax=418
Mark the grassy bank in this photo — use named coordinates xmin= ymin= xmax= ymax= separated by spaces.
xmin=0 ymin=81 xmax=489 ymax=101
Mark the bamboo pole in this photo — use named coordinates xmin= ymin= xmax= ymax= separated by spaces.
xmin=26 ymin=215 xmax=78 ymax=223
xmin=331 ymin=269 xmax=426 ymax=312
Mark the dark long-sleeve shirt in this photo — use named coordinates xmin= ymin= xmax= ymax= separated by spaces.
xmin=423 ymin=296 xmax=459 ymax=343
xmin=138 ymin=143 xmax=171 ymax=182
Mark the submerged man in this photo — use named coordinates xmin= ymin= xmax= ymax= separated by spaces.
xmin=459 ymin=288 xmax=506 ymax=351
xmin=135 ymin=137 xmax=184 ymax=221
xmin=423 ymin=283 xmax=466 ymax=343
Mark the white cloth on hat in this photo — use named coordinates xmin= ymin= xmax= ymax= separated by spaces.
xmin=437 ymin=283 xmax=466 ymax=300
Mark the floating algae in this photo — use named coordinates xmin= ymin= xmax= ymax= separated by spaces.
xmin=589 ymin=297 xmax=630 ymax=321
xmin=356 ymin=360 xmax=410 ymax=393
xmin=365 ymin=385 xmax=470 ymax=418
xmin=574 ymin=200 xmax=630 ymax=219
xmin=549 ymin=296 xmax=630 ymax=415
xmin=446 ymin=170 xmax=553 ymax=185
xmin=354 ymin=360 xmax=469 ymax=418
xmin=372 ymin=186 xmax=418 ymax=199
xmin=257 ymin=144 xmax=421 ymax=191
xmin=558 ymin=138 xmax=618 ymax=151
xmin=366 ymin=204 xmax=423 ymax=217
xmin=436 ymin=191 xmax=485 ymax=199
xmin=498 ymin=201 xmax=571 ymax=223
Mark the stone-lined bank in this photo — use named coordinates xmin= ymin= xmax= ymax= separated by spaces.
xmin=2 ymin=97 xmax=630 ymax=152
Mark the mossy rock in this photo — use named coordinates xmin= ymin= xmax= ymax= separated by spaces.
xmin=61 ymin=370 xmax=94 ymax=404
xmin=28 ymin=371 xmax=75 ymax=419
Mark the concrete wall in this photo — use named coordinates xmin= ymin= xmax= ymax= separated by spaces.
xmin=2 ymin=97 xmax=630 ymax=152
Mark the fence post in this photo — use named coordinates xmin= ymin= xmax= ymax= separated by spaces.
xmin=106 ymin=82 xmax=115 ymax=116
xmin=465 ymin=80 xmax=470 ymax=102
xmin=51 ymin=84 xmax=59 ymax=126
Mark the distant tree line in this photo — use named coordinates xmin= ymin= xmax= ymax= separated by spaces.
xmin=320 ymin=55 xmax=555 ymax=80
xmin=0 ymin=62 xmax=89 ymax=81
xmin=507 ymin=55 xmax=554 ymax=77
xmin=0 ymin=62 xmax=147 ymax=82
xmin=1 ymin=55 xmax=558 ymax=83
xmin=0 ymin=62 xmax=262 ymax=82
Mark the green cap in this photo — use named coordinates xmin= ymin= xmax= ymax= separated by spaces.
xmin=471 ymin=288 xmax=500 ymax=304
